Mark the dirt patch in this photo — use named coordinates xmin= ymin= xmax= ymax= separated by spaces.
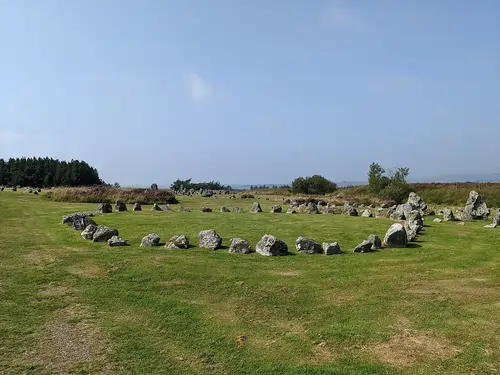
xmin=33 ymin=304 xmax=110 ymax=374
xmin=405 ymin=278 xmax=500 ymax=302
xmin=38 ymin=284 xmax=73 ymax=298
xmin=23 ymin=251 xmax=56 ymax=266
xmin=158 ymin=279 xmax=188 ymax=287
xmin=269 ymin=270 xmax=301 ymax=277
xmin=66 ymin=263 xmax=106 ymax=278
xmin=367 ymin=318 xmax=460 ymax=367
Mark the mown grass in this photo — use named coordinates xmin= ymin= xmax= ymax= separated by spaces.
xmin=1 ymin=190 xmax=500 ymax=374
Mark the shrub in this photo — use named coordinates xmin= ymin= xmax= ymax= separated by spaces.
xmin=291 ymin=175 xmax=337 ymax=195
xmin=240 ymin=193 xmax=255 ymax=199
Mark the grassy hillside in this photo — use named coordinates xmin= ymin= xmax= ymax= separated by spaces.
xmin=1 ymin=190 xmax=500 ymax=374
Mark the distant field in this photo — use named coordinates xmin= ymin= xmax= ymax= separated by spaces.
xmin=1 ymin=190 xmax=500 ymax=374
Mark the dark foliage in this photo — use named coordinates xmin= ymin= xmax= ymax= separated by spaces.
xmin=170 ymin=178 xmax=232 ymax=191
xmin=291 ymin=175 xmax=337 ymax=195
xmin=0 ymin=157 xmax=103 ymax=187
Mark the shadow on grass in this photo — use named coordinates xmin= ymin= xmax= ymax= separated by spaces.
xmin=407 ymin=243 xmax=423 ymax=248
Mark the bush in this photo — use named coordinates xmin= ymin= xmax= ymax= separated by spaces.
xmin=291 ymin=175 xmax=337 ymax=195
xmin=43 ymin=186 xmax=178 ymax=205
xmin=240 ymin=193 xmax=255 ymax=199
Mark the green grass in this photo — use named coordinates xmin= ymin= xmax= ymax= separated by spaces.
xmin=1 ymin=190 xmax=500 ymax=374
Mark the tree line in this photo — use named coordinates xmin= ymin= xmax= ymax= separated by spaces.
xmin=0 ymin=157 xmax=104 ymax=187
xmin=170 ymin=178 xmax=232 ymax=191
xmin=250 ymin=184 xmax=291 ymax=190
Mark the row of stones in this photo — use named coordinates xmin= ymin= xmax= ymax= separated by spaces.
xmin=63 ymin=212 xmax=411 ymax=253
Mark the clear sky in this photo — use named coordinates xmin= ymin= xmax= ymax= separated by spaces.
xmin=1 ymin=1 xmax=499 ymax=186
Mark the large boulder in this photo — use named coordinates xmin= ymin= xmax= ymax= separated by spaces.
xmin=383 ymin=223 xmax=408 ymax=248
xmin=361 ymin=209 xmax=373 ymax=217
xmin=256 ymin=235 xmax=288 ymax=256
xmin=367 ymin=234 xmax=382 ymax=249
xmin=132 ymin=203 xmax=142 ymax=211
xmin=295 ymin=237 xmax=322 ymax=254
xmin=353 ymin=240 xmax=373 ymax=253
xmin=81 ymin=224 xmax=98 ymax=240
xmin=165 ymin=235 xmax=190 ymax=249
xmin=270 ymin=205 xmax=282 ymax=213
xmin=140 ymin=233 xmax=161 ymax=247
xmin=463 ymin=190 xmax=489 ymax=221
xmin=323 ymin=242 xmax=341 ymax=255
xmin=96 ymin=203 xmax=112 ymax=213
xmin=108 ymin=236 xmax=129 ymax=247
xmin=93 ymin=225 xmax=119 ymax=242
xmin=115 ymin=200 xmax=127 ymax=212
xmin=250 ymin=202 xmax=262 ymax=213
xmin=198 ymin=229 xmax=222 ymax=250
xmin=442 ymin=208 xmax=455 ymax=221
xmin=62 ymin=212 xmax=96 ymax=230
xmin=229 ymin=238 xmax=252 ymax=254
xmin=407 ymin=192 xmax=427 ymax=210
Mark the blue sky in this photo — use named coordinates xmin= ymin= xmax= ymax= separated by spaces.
xmin=1 ymin=1 xmax=499 ymax=186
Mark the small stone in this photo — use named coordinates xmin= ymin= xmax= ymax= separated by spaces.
xmin=433 ymin=218 xmax=442 ymax=223
xmin=201 ymin=207 xmax=213 ymax=212
xmin=361 ymin=209 xmax=373 ymax=217
xmin=115 ymin=200 xmax=127 ymax=212
xmin=367 ymin=234 xmax=382 ymax=249
xmin=322 ymin=242 xmax=341 ymax=255
xmin=152 ymin=203 xmax=162 ymax=211
xmin=232 ymin=206 xmax=243 ymax=213
xmin=96 ymin=203 xmax=112 ymax=213
xmin=353 ymin=240 xmax=373 ymax=253
xmin=93 ymin=225 xmax=119 ymax=242
xmin=256 ymin=235 xmax=288 ymax=256
xmin=251 ymin=202 xmax=262 ymax=213
xmin=132 ymin=203 xmax=142 ymax=211
xmin=108 ymin=236 xmax=129 ymax=247
xmin=229 ymin=238 xmax=252 ymax=254
xmin=295 ymin=237 xmax=322 ymax=254
xmin=270 ymin=205 xmax=282 ymax=213
xmin=81 ymin=224 xmax=98 ymax=240
xmin=220 ymin=206 xmax=230 ymax=212
xmin=165 ymin=235 xmax=190 ymax=249
xmin=140 ymin=233 xmax=161 ymax=247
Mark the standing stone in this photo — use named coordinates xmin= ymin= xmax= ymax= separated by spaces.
xmin=132 ymin=203 xmax=142 ymax=211
xmin=232 ymin=206 xmax=243 ymax=213
xmin=220 ymin=206 xmax=230 ymax=212
xmin=353 ymin=240 xmax=373 ymax=253
xmin=442 ymin=208 xmax=455 ymax=221
xmin=286 ymin=207 xmax=297 ymax=214
xmin=198 ymin=229 xmax=222 ymax=250
xmin=229 ymin=238 xmax=252 ymax=254
xmin=93 ymin=225 xmax=119 ymax=242
xmin=256 ymin=235 xmax=288 ymax=256
xmin=81 ymin=224 xmax=98 ymax=240
xmin=165 ymin=235 xmax=190 ymax=249
xmin=251 ymin=202 xmax=262 ymax=213
xmin=96 ymin=203 xmax=112 ymax=213
xmin=345 ymin=206 xmax=358 ymax=216
xmin=161 ymin=204 xmax=172 ymax=211
xmin=323 ymin=242 xmax=341 ymax=255
xmin=115 ymin=200 xmax=127 ymax=212
xmin=295 ymin=237 xmax=322 ymax=254
xmin=72 ymin=216 xmax=96 ymax=231
xmin=463 ymin=190 xmax=489 ymax=220
xmin=108 ymin=236 xmax=129 ymax=247
xmin=367 ymin=234 xmax=382 ymax=249
xmin=407 ymin=192 xmax=427 ymax=210
xmin=361 ymin=209 xmax=373 ymax=217
xmin=140 ymin=233 xmax=161 ymax=247
xmin=383 ymin=223 xmax=408 ymax=248
xmin=151 ymin=183 xmax=158 ymax=191
xmin=152 ymin=203 xmax=162 ymax=211
xmin=270 ymin=205 xmax=282 ymax=213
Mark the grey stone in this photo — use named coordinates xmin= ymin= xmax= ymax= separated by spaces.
xmin=353 ymin=240 xmax=373 ymax=253
xmin=33 ymin=190 xmax=38 ymax=195
xmin=201 ymin=207 xmax=213 ymax=212
xmin=383 ymin=223 xmax=408 ymax=248
xmin=165 ymin=235 xmax=190 ymax=249
xmin=220 ymin=206 xmax=230 ymax=212
xmin=361 ymin=209 xmax=373 ymax=217
xmin=367 ymin=234 xmax=382 ymax=249
xmin=132 ymin=203 xmax=142 ymax=211
xmin=256 ymin=235 xmax=288 ymax=256
xmin=93 ymin=225 xmax=119 ymax=242
xmin=232 ymin=206 xmax=243 ymax=213
xmin=463 ymin=190 xmax=489 ymax=220
xmin=484 ymin=223 xmax=497 ymax=229
xmin=152 ymin=203 xmax=162 ymax=211
xmin=404 ymin=222 xmax=418 ymax=242
xmin=407 ymin=192 xmax=427 ymax=211
xmin=270 ymin=205 xmax=282 ymax=213
xmin=345 ymin=206 xmax=358 ymax=216
xmin=12 ymin=186 xmax=17 ymax=191
xmin=62 ymin=212 xmax=96 ymax=230
xmin=251 ymin=202 xmax=262 ymax=213
xmin=178 ymin=206 xmax=191 ymax=212
xmin=81 ymin=224 xmax=98 ymax=240
xmin=443 ymin=208 xmax=455 ymax=221
xmin=295 ymin=237 xmax=322 ymax=254
xmin=198 ymin=229 xmax=222 ymax=250
xmin=115 ymin=200 xmax=127 ymax=212
xmin=140 ymin=233 xmax=161 ymax=247
xmin=375 ymin=209 xmax=387 ymax=218
xmin=286 ymin=207 xmax=297 ymax=214
xmin=96 ymin=203 xmax=112 ymax=213
xmin=322 ymin=242 xmax=341 ymax=255
xmin=229 ymin=238 xmax=252 ymax=254
xmin=433 ymin=218 xmax=442 ymax=223
xmin=72 ymin=216 xmax=97 ymax=231
xmin=108 ymin=236 xmax=129 ymax=247
xmin=161 ymin=204 xmax=172 ymax=211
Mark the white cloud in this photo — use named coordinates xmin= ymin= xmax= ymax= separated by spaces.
xmin=187 ymin=72 xmax=213 ymax=102
xmin=320 ymin=4 xmax=364 ymax=30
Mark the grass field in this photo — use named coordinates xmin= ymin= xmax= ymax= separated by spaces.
xmin=1 ymin=190 xmax=500 ymax=374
